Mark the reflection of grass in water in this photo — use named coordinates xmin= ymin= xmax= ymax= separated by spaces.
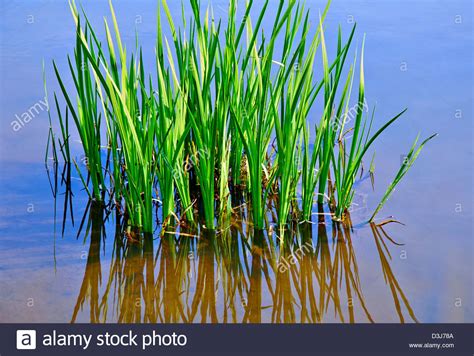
xmin=371 ymin=223 xmax=418 ymax=323
xmin=70 ymin=202 xmax=417 ymax=323
xmin=46 ymin=0 xmax=436 ymax=234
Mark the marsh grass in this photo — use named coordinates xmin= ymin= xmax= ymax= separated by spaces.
xmin=47 ymin=0 xmax=435 ymax=234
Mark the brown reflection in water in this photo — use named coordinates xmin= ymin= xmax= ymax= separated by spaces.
xmin=71 ymin=201 xmax=103 ymax=323
xmin=70 ymin=201 xmax=417 ymax=324
xmin=370 ymin=224 xmax=418 ymax=323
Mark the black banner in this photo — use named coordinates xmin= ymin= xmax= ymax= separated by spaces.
xmin=2 ymin=324 xmax=473 ymax=355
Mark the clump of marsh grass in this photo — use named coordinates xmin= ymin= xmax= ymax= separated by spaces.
xmin=47 ymin=0 xmax=435 ymax=235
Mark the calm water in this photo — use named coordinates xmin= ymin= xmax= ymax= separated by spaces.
xmin=0 ymin=0 xmax=472 ymax=323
